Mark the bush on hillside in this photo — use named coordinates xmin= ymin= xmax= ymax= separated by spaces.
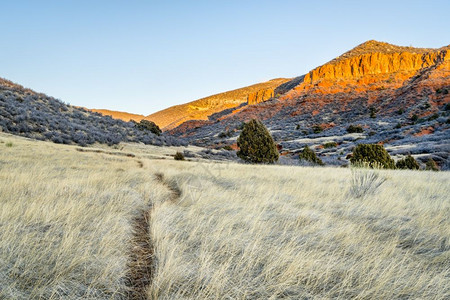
xmin=312 ymin=125 xmax=323 ymax=134
xmin=174 ymin=151 xmax=185 ymax=161
xmin=346 ymin=125 xmax=363 ymax=133
xmin=369 ymin=106 xmax=377 ymax=118
xmin=323 ymin=142 xmax=337 ymax=149
xmin=396 ymin=155 xmax=420 ymax=170
xmin=350 ymin=144 xmax=395 ymax=169
xmin=136 ymin=120 xmax=162 ymax=136
xmin=237 ymin=119 xmax=279 ymax=163
xmin=425 ymin=157 xmax=439 ymax=171
xmin=299 ymin=145 xmax=324 ymax=166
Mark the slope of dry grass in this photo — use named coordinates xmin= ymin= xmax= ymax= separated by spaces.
xmin=1 ymin=133 xmax=449 ymax=299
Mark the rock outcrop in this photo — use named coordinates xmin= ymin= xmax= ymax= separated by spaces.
xmin=289 ymin=41 xmax=449 ymax=95
xmin=247 ymin=88 xmax=275 ymax=105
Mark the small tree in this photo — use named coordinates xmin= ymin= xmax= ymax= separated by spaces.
xmin=174 ymin=151 xmax=185 ymax=161
xmin=136 ymin=120 xmax=162 ymax=136
xmin=425 ymin=158 xmax=439 ymax=171
xmin=350 ymin=144 xmax=395 ymax=169
xmin=299 ymin=145 xmax=324 ymax=166
xmin=369 ymin=106 xmax=377 ymax=118
xmin=237 ymin=119 xmax=279 ymax=163
xmin=396 ymin=155 xmax=420 ymax=170
xmin=346 ymin=125 xmax=363 ymax=133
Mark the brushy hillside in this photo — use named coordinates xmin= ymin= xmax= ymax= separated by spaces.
xmin=0 ymin=77 xmax=183 ymax=147
xmin=1 ymin=133 xmax=449 ymax=299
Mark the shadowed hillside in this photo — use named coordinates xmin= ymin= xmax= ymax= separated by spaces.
xmin=0 ymin=78 xmax=183 ymax=146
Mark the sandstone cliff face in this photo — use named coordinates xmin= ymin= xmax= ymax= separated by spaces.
xmin=247 ymin=88 xmax=275 ymax=105
xmin=291 ymin=42 xmax=449 ymax=95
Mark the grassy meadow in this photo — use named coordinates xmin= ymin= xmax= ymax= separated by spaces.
xmin=0 ymin=133 xmax=449 ymax=299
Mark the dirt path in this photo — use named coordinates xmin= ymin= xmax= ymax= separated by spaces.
xmin=126 ymin=205 xmax=154 ymax=300
xmin=126 ymin=172 xmax=182 ymax=299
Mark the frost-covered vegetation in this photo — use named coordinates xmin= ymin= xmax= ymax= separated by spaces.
xmin=0 ymin=78 xmax=183 ymax=147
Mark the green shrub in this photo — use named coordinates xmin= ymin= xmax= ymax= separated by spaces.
xmin=312 ymin=125 xmax=323 ymax=134
xmin=396 ymin=108 xmax=404 ymax=115
xmin=369 ymin=106 xmax=377 ymax=118
xmin=350 ymin=144 xmax=395 ymax=169
xmin=410 ymin=114 xmax=419 ymax=123
xmin=237 ymin=119 xmax=279 ymax=163
xmin=396 ymin=155 xmax=420 ymax=170
xmin=218 ymin=131 xmax=233 ymax=138
xmin=346 ymin=125 xmax=363 ymax=133
xmin=299 ymin=145 xmax=324 ymax=166
xmin=223 ymin=145 xmax=233 ymax=151
xmin=136 ymin=120 xmax=162 ymax=136
xmin=394 ymin=123 xmax=402 ymax=129
xmin=323 ymin=142 xmax=337 ymax=149
xmin=427 ymin=113 xmax=439 ymax=121
xmin=5 ymin=142 xmax=13 ymax=147
xmin=425 ymin=158 xmax=439 ymax=171
xmin=174 ymin=152 xmax=185 ymax=161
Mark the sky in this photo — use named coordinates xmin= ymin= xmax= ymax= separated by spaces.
xmin=1 ymin=0 xmax=449 ymax=115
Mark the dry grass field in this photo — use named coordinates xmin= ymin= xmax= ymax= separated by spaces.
xmin=0 ymin=133 xmax=449 ymax=299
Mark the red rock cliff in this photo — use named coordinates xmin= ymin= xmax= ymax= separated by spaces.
xmin=291 ymin=41 xmax=449 ymax=95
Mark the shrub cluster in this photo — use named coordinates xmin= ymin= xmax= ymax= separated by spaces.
xmin=323 ymin=142 xmax=337 ymax=149
xmin=237 ymin=119 xmax=279 ymax=163
xmin=395 ymin=155 xmax=419 ymax=170
xmin=135 ymin=120 xmax=161 ymax=136
xmin=299 ymin=145 xmax=324 ymax=166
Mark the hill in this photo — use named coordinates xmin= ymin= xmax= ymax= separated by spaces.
xmin=0 ymin=78 xmax=183 ymax=147
xmin=89 ymin=109 xmax=145 ymax=122
xmin=144 ymin=78 xmax=291 ymax=130
xmin=168 ymin=40 xmax=450 ymax=169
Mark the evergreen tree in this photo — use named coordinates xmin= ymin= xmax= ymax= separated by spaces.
xmin=237 ymin=119 xmax=279 ymax=163
xmin=299 ymin=145 xmax=324 ymax=166
xmin=396 ymin=155 xmax=420 ymax=170
xmin=350 ymin=144 xmax=395 ymax=169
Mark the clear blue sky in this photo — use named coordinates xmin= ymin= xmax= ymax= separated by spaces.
xmin=1 ymin=0 xmax=449 ymax=115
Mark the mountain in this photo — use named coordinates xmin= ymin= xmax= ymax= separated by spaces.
xmin=168 ymin=40 xmax=450 ymax=168
xmin=144 ymin=78 xmax=292 ymax=130
xmin=0 ymin=78 xmax=182 ymax=147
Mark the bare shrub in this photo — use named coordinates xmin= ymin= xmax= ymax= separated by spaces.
xmin=349 ymin=163 xmax=386 ymax=198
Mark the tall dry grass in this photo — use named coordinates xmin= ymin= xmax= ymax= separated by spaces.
xmin=0 ymin=134 xmax=168 ymax=299
xmin=1 ymin=134 xmax=449 ymax=299
xmin=148 ymin=161 xmax=450 ymax=299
